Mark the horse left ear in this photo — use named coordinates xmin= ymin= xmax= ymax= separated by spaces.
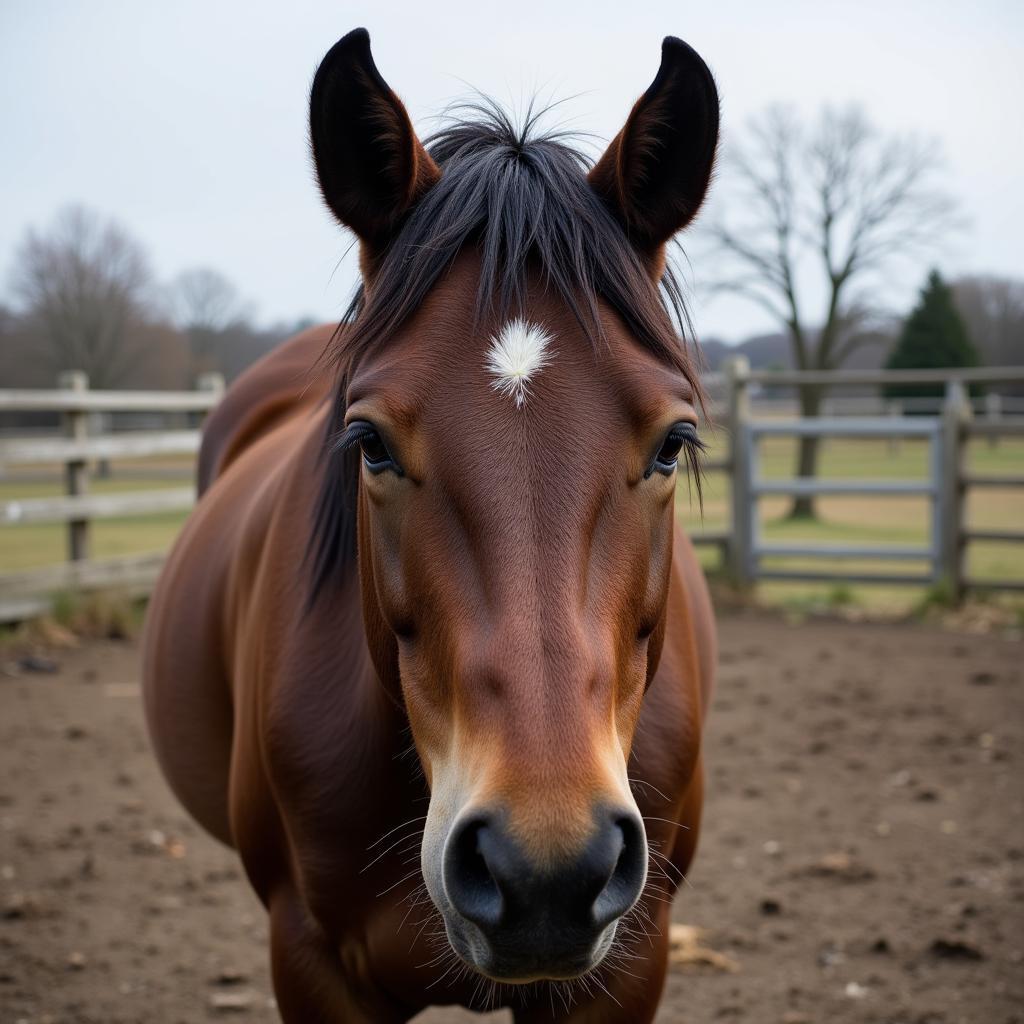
xmin=310 ymin=28 xmax=440 ymax=250
xmin=589 ymin=37 xmax=719 ymax=254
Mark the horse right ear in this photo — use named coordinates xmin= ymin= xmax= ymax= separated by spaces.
xmin=588 ymin=37 xmax=719 ymax=255
xmin=310 ymin=29 xmax=440 ymax=250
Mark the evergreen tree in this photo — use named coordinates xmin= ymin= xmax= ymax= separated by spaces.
xmin=884 ymin=270 xmax=980 ymax=403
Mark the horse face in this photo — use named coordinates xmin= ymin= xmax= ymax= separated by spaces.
xmin=310 ymin=27 xmax=716 ymax=984
xmin=345 ymin=266 xmax=701 ymax=980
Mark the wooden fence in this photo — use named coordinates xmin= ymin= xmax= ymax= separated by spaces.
xmin=0 ymin=372 xmax=223 ymax=621
xmin=1 ymin=364 xmax=1022 ymax=622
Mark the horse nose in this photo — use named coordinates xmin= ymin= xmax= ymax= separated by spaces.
xmin=443 ymin=809 xmax=646 ymax=940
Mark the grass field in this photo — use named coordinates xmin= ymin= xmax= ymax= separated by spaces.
xmin=1 ymin=438 xmax=1022 ymax=615
xmin=0 ymin=460 xmax=192 ymax=573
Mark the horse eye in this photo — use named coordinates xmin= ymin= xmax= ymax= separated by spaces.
xmin=358 ymin=430 xmax=394 ymax=472
xmin=646 ymin=423 xmax=700 ymax=478
xmin=340 ymin=420 xmax=403 ymax=476
xmin=657 ymin=434 xmax=685 ymax=465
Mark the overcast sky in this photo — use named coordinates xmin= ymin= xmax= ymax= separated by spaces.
xmin=2 ymin=0 xmax=1021 ymax=342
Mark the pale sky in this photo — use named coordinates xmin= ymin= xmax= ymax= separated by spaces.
xmin=2 ymin=0 xmax=1021 ymax=341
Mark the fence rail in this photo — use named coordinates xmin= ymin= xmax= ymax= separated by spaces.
xmin=742 ymin=366 xmax=1021 ymax=386
xmin=751 ymin=479 xmax=937 ymax=497
xmin=0 ymin=388 xmax=223 ymax=413
xmin=4 ymin=487 xmax=197 ymax=526
xmin=0 ymin=431 xmax=201 ymax=465
xmin=0 ymin=552 xmax=167 ymax=622
xmin=1 ymin=362 xmax=1023 ymax=622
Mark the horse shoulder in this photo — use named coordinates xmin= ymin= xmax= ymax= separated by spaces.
xmin=143 ymin=327 xmax=335 ymax=853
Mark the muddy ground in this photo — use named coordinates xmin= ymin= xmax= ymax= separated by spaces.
xmin=1 ymin=611 xmax=1021 ymax=1024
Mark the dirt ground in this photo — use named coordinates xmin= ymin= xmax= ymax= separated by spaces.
xmin=1 ymin=611 xmax=1021 ymax=1024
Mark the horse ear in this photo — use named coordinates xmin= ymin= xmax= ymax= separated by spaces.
xmin=588 ymin=37 xmax=719 ymax=254
xmin=310 ymin=28 xmax=440 ymax=249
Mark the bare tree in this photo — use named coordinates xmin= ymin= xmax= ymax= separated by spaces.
xmin=10 ymin=205 xmax=154 ymax=388
xmin=704 ymin=107 xmax=956 ymax=517
xmin=171 ymin=267 xmax=246 ymax=333
xmin=952 ymin=275 xmax=1024 ymax=373
xmin=170 ymin=267 xmax=252 ymax=375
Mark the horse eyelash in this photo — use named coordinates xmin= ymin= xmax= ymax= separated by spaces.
xmin=332 ymin=422 xmax=375 ymax=454
xmin=643 ymin=424 xmax=706 ymax=477
xmin=641 ymin=422 xmax=707 ymax=510
xmin=679 ymin=428 xmax=707 ymax=511
xmin=681 ymin=426 xmax=708 ymax=462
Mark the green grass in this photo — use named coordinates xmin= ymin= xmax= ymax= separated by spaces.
xmin=0 ymin=460 xmax=191 ymax=571
xmin=2 ymin=440 xmax=1022 ymax=617
xmin=0 ymin=512 xmax=189 ymax=572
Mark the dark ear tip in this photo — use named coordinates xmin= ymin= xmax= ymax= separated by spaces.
xmin=660 ymin=35 xmax=708 ymax=69
xmin=320 ymin=27 xmax=374 ymax=73
xmin=337 ymin=27 xmax=371 ymax=53
xmin=655 ymin=36 xmax=718 ymax=108
xmin=315 ymin=28 xmax=388 ymax=96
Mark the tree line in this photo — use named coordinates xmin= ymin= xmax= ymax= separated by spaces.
xmin=0 ymin=205 xmax=311 ymax=393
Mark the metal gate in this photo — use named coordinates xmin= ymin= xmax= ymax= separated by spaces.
xmin=737 ymin=417 xmax=945 ymax=586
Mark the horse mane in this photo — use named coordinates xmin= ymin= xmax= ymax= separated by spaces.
xmin=309 ymin=99 xmax=704 ymax=601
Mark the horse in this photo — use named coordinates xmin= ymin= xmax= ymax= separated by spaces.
xmin=142 ymin=27 xmax=719 ymax=1022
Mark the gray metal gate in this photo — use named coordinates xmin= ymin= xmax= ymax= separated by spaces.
xmin=738 ymin=417 xmax=945 ymax=586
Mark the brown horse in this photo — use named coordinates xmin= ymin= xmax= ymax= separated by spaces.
xmin=142 ymin=28 xmax=718 ymax=1022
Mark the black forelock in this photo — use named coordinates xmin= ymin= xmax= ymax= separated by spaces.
xmin=336 ymin=97 xmax=699 ymax=370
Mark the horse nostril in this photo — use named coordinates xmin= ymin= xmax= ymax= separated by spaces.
xmin=592 ymin=813 xmax=647 ymax=929
xmin=444 ymin=817 xmax=503 ymax=930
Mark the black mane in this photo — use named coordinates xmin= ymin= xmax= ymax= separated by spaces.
xmin=309 ymin=101 xmax=703 ymax=600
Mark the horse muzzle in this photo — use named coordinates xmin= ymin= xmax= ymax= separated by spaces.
xmin=438 ymin=806 xmax=647 ymax=981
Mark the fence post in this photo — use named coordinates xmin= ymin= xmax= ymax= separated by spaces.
xmin=984 ymin=392 xmax=1001 ymax=450
xmin=196 ymin=372 xmax=225 ymax=397
xmin=940 ymin=380 xmax=970 ymax=603
xmin=195 ymin=372 xmax=225 ymax=428
xmin=57 ymin=370 xmax=90 ymax=562
xmin=725 ymin=356 xmax=752 ymax=586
